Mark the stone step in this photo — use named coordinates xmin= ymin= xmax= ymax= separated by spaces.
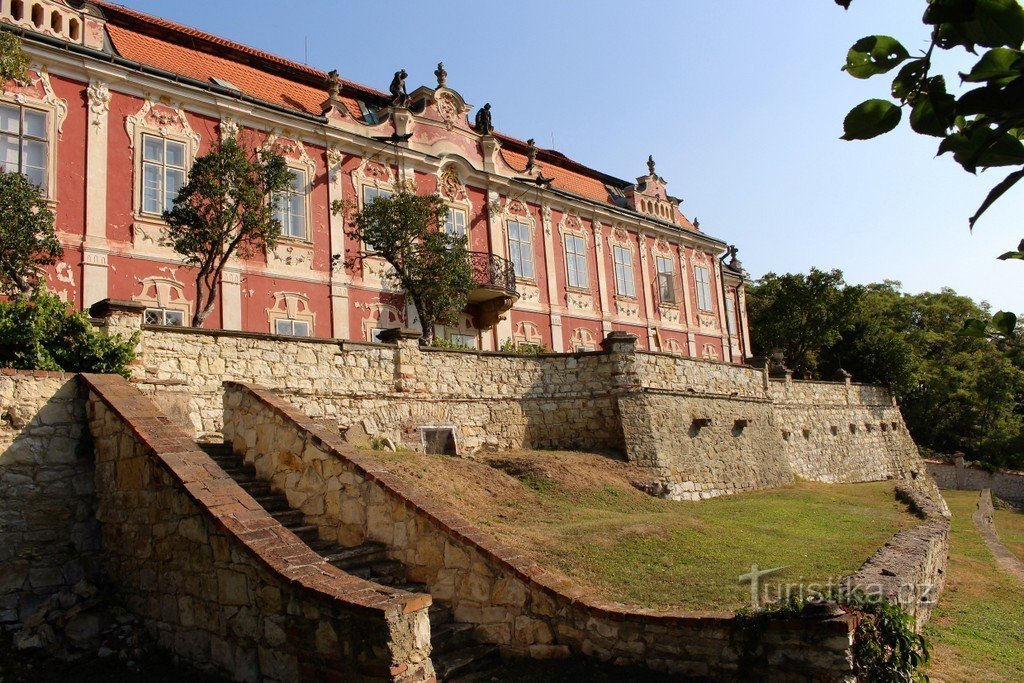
xmin=224 ymin=468 xmax=255 ymax=483
xmin=238 ymin=480 xmax=271 ymax=496
xmin=253 ymin=495 xmax=290 ymax=512
xmin=433 ymin=644 xmax=499 ymax=681
xmin=285 ymin=524 xmax=320 ymax=543
xmin=392 ymin=582 xmax=428 ymax=594
xmin=431 ymin=621 xmax=475 ymax=656
xmin=319 ymin=543 xmax=388 ymax=567
xmin=270 ymin=509 xmax=305 ymax=526
xmin=344 ymin=560 xmax=406 ymax=583
xmin=429 ymin=602 xmax=454 ymax=626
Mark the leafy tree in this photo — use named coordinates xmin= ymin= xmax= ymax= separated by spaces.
xmin=0 ymin=169 xmax=60 ymax=297
xmin=0 ymin=290 xmax=137 ymax=377
xmin=337 ymin=190 xmax=476 ymax=344
xmin=0 ymin=32 xmax=29 ymax=90
xmin=163 ymin=136 xmax=291 ymax=327
xmin=745 ymin=268 xmax=857 ymax=374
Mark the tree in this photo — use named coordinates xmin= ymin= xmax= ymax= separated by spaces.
xmin=0 ymin=169 xmax=60 ymax=297
xmin=337 ymin=190 xmax=476 ymax=344
xmin=163 ymin=136 xmax=291 ymax=327
xmin=0 ymin=31 xmax=29 ymax=90
xmin=746 ymin=268 xmax=858 ymax=373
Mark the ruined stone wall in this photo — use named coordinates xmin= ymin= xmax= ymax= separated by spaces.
xmin=82 ymin=374 xmax=433 ymax=683
xmin=770 ymin=379 xmax=923 ymax=483
xmin=0 ymin=370 xmax=100 ymax=629
xmin=224 ymin=382 xmax=859 ymax=681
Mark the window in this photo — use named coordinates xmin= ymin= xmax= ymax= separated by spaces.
xmin=450 ymin=333 xmax=477 ymax=348
xmin=613 ymin=245 xmax=636 ymax=298
xmin=564 ymin=234 xmax=588 ymax=289
xmin=144 ymin=308 xmax=184 ymax=326
xmin=694 ymin=264 xmax=713 ymax=312
xmin=656 ymin=256 xmax=675 ymax=303
xmin=274 ymin=168 xmax=308 ymax=240
xmin=0 ymin=103 xmax=48 ymax=191
xmin=275 ymin=318 xmax=310 ymax=336
xmin=445 ymin=207 xmax=467 ymax=239
xmin=725 ymin=296 xmax=738 ymax=336
xmin=371 ymin=327 xmax=387 ymax=343
xmin=141 ymin=134 xmax=186 ymax=215
xmin=507 ymin=220 xmax=534 ymax=280
xmin=362 ymin=186 xmax=393 ymax=251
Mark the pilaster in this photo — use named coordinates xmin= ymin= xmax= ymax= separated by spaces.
xmin=592 ymin=222 xmax=612 ymax=336
xmin=678 ymin=248 xmax=697 ymax=357
xmin=221 ymin=269 xmax=242 ymax=330
xmin=637 ymin=232 xmax=656 ymax=349
xmin=713 ymin=259 xmax=731 ymax=362
xmin=487 ymin=190 xmax=513 ymax=346
xmin=540 ymin=205 xmax=563 ymax=352
xmin=82 ymin=81 xmax=111 ymax=308
xmin=327 ymin=145 xmax=350 ymax=339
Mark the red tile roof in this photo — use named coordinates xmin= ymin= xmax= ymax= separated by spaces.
xmin=93 ymin=1 xmax=700 ymax=229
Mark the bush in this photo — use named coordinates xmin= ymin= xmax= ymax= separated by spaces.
xmin=0 ymin=290 xmax=137 ymax=376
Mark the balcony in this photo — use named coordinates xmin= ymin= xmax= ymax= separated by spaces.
xmin=466 ymin=252 xmax=518 ymax=329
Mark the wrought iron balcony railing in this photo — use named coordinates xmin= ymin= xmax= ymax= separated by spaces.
xmin=468 ymin=252 xmax=517 ymax=296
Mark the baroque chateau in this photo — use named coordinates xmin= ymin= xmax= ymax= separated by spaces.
xmin=0 ymin=0 xmax=750 ymax=360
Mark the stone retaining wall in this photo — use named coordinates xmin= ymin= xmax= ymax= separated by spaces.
xmin=843 ymin=485 xmax=950 ymax=630
xmin=224 ymin=382 xmax=860 ymax=681
xmin=926 ymin=459 xmax=1024 ymax=502
xmin=81 ymin=373 xmax=434 ymax=683
xmin=0 ymin=370 xmax=100 ymax=629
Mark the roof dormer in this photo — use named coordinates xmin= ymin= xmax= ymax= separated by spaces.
xmin=1 ymin=0 xmax=107 ymax=49
xmin=624 ymin=155 xmax=683 ymax=225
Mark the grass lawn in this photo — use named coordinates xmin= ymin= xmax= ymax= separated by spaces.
xmin=925 ymin=490 xmax=1024 ymax=682
xmin=993 ymin=500 xmax=1024 ymax=564
xmin=370 ymin=449 xmax=915 ymax=611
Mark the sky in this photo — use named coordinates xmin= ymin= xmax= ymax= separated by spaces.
xmin=119 ymin=0 xmax=1022 ymax=313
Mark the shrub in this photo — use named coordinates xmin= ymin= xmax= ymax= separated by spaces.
xmin=0 ymin=290 xmax=137 ymax=376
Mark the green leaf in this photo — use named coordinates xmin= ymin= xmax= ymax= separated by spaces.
xmin=968 ymin=168 xmax=1024 ymax=229
xmin=892 ymin=59 xmax=929 ymax=100
xmin=992 ymin=310 xmax=1018 ymax=335
xmin=939 ymin=127 xmax=1024 ymax=169
xmin=958 ymin=318 xmax=990 ymax=337
xmin=844 ymin=36 xmax=911 ymax=79
xmin=924 ymin=0 xmax=977 ymax=25
xmin=842 ymin=99 xmax=902 ymax=140
xmin=910 ymin=80 xmax=958 ymax=136
xmin=937 ymin=0 xmax=1024 ymax=51
xmin=961 ymin=47 xmax=1024 ymax=83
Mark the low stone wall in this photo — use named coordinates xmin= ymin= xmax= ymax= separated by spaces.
xmin=926 ymin=459 xmax=1024 ymax=502
xmin=224 ymin=382 xmax=860 ymax=681
xmin=0 ymin=370 xmax=100 ymax=629
xmin=81 ymin=373 xmax=433 ymax=683
xmin=770 ymin=379 xmax=922 ymax=484
xmin=843 ymin=486 xmax=950 ymax=630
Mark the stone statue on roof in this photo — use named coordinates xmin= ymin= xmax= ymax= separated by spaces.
xmin=647 ymin=154 xmax=656 ymax=176
xmin=390 ymin=69 xmax=409 ymax=107
xmin=525 ymin=138 xmax=537 ymax=172
xmin=434 ymin=62 xmax=447 ymax=88
xmin=326 ymin=69 xmax=340 ymax=99
xmin=474 ymin=103 xmax=493 ymax=135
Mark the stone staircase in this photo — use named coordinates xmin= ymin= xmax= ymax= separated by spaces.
xmin=197 ymin=442 xmax=499 ymax=681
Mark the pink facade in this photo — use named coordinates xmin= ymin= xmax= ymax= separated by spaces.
xmin=5 ymin=0 xmax=751 ymax=361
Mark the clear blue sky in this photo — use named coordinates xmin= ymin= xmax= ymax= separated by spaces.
xmin=120 ymin=0 xmax=1021 ymax=313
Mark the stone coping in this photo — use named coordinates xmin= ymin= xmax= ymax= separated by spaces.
xmin=925 ymin=457 xmax=1024 ymax=478
xmin=227 ymin=380 xmax=856 ymax=635
xmin=79 ymin=373 xmax=430 ymax=619
xmin=142 ymin=324 xmax=394 ymax=350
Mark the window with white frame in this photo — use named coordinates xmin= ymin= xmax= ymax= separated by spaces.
xmin=564 ymin=234 xmax=588 ymax=289
xmin=507 ymin=220 xmax=534 ymax=280
xmin=274 ymin=168 xmax=308 ymax=240
xmin=656 ymin=256 xmax=675 ymax=303
xmin=275 ymin=318 xmax=310 ymax=336
xmin=0 ymin=103 xmax=47 ymax=191
xmin=362 ymin=185 xmax=393 ymax=251
xmin=144 ymin=308 xmax=184 ymax=326
xmin=613 ymin=245 xmax=636 ymax=298
xmin=444 ymin=207 xmax=467 ymax=239
xmin=141 ymin=134 xmax=186 ymax=215
xmin=694 ymin=264 xmax=713 ymax=312
xmin=725 ymin=295 xmax=738 ymax=336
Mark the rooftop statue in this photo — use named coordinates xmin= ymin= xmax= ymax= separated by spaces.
xmin=647 ymin=154 xmax=656 ymax=176
xmin=390 ymin=69 xmax=409 ymax=107
xmin=474 ymin=103 xmax=493 ymax=135
xmin=326 ymin=69 xmax=341 ymax=99
xmin=434 ymin=62 xmax=447 ymax=88
xmin=525 ymin=138 xmax=537 ymax=172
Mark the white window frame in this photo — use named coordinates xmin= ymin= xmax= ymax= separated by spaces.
xmin=275 ymin=318 xmax=310 ymax=337
xmin=613 ymin=245 xmax=636 ymax=298
xmin=507 ymin=219 xmax=535 ymax=281
xmin=0 ymin=102 xmax=49 ymax=193
xmin=273 ymin=167 xmax=310 ymax=241
xmin=694 ymin=264 xmax=713 ymax=312
xmin=656 ymin=255 xmax=675 ymax=304
xmin=0 ymin=70 xmax=66 ymax=203
xmin=126 ymin=100 xmax=200 ymax=225
xmin=563 ymin=234 xmax=588 ymax=289
xmin=445 ymin=206 xmax=468 ymax=240
xmin=361 ymin=184 xmax=394 ymax=253
xmin=143 ymin=307 xmax=185 ymax=327
xmin=140 ymin=133 xmax=187 ymax=216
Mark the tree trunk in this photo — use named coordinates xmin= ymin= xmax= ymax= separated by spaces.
xmin=192 ymin=272 xmax=218 ymax=327
xmin=412 ymin=295 xmax=433 ymax=345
